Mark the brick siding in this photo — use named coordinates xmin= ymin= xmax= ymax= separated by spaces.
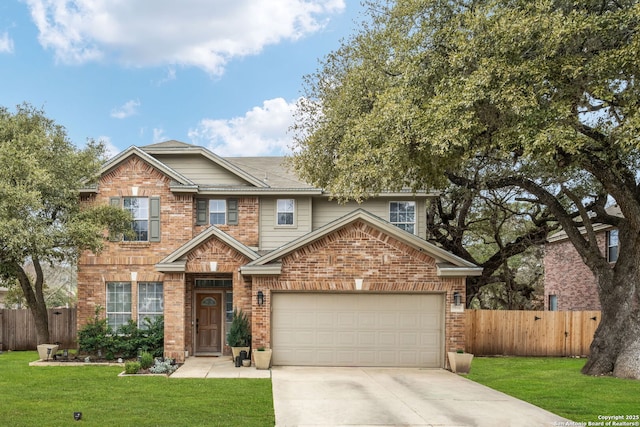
xmin=543 ymin=233 xmax=604 ymax=311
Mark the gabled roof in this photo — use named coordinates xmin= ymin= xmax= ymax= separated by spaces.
xmin=80 ymin=146 xmax=199 ymax=193
xmin=241 ymin=209 xmax=483 ymax=277
xmin=140 ymin=141 xmax=271 ymax=188
xmin=155 ymin=226 xmax=260 ymax=272
xmin=547 ymin=205 xmax=621 ymax=243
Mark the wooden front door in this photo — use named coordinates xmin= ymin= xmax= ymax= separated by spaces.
xmin=196 ymin=293 xmax=221 ymax=353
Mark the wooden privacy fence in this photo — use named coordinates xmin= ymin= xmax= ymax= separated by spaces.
xmin=465 ymin=310 xmax=601 ymax=357
xmin=0 ymin=308 xmax=77 ymax=351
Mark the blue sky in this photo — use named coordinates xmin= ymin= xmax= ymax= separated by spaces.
xmin=0 ymin=0 xmax=361 ymax=158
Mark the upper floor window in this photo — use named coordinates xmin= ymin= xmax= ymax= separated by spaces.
xmin=608 ymin=229 xmax=619 ymax=263
xmin=209 ymin=200 xmax=226 ymax=225
xmin=390 ymin=201 xmax=415 ymax=234
xmin=110 ymin=196 xmax=160 ymax=243
xmin=277 ymin=199 xmax=295 ymax=225
xmin=196 ymin=199 xmax=238 ymax=226
xmin=124 ymin=197 xmax=149 ymax=241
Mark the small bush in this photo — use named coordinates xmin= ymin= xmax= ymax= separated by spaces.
xmin=78 ymin=306 xmax=113 ymax=354
xmin=149 ymin=358 xmax=178 ymax=375
xmin=124 ymin=361 xmax=141 ymax=375
xmin=139 ymin=352 xmax=154 ymax=370
xmin=77 ymin=312 xmax=165 ymax=359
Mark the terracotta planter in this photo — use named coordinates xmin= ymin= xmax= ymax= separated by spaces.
xmin=37 ymin=344 xmax=59 ymax=361
xmin=253 ymin=349 xmax=272 ymax=370
xmin=447 ymin=352 xmax=474 ymax=374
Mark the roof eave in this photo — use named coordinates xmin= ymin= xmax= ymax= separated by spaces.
xmin=155 ymin=261 xmax=187 ymax=272
xmin=240 ymin=264 xmax=283 ymax=275
xmin=436 ymin=263 xmax=484 ymax=277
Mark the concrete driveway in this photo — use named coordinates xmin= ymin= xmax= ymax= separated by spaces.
xmin=271 ymin=367 xmax=569 ymax=426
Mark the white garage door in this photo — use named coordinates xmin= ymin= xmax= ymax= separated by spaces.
xmin=271 ymin=293 xmax=444 ymax=367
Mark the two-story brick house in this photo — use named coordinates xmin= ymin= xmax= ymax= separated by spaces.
xmin=77 ymin=140 xmax=482 ymax=366
xmin=543 ymin=206 xmax=620 ymax=311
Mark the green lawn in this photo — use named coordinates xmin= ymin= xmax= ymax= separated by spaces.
xmin=466 ymin=357 xmax=640 ymax=422
xmin=0 ymin=351 xmax=274 ymax=427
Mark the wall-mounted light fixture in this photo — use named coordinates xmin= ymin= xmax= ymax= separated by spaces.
xmin=257 ymin=290 xmax=264 ymax=306
xmin=453 ymin=292 xmax=462 ymax=306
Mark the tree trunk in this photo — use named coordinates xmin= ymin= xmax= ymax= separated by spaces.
xmin=582 ymin=264 xmax=640 ymax=379
xmin=15 ymin=262 xmax=51 ymax=344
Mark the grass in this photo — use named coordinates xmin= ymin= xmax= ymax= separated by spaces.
xmin=466 ymin=357 xmax=640 ymax=422
xmin=0 ymin=351 xmax=274 ymax=427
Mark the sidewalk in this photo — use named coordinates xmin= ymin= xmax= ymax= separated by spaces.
xmin=170 ymin=356 xmax=271 ymax=379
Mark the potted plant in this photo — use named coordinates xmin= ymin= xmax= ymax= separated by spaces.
xmin=253 ymin=347 xmax=272 ymax=370
xmin=447 ymin=349 xmax=474 ymax=374
xmin=227 ymin=308 xmax=251 ymax=361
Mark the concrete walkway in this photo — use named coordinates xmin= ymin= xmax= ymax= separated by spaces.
xmin=170 ymin=356 xmax=271 ymax=378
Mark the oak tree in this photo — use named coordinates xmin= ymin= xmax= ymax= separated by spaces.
xmin=291 ymin=0 xmax=640 ymax=378
xmin=0 ymin=104 xmax=131 ymax=344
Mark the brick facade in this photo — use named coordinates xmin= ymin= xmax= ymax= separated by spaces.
xmin=248 ymin=221 xmax=466 ymax=354
xmin=543 ymin=233 xmax=604 ymax=311
xmin=77 ymin=145 xmax=474 ymax=366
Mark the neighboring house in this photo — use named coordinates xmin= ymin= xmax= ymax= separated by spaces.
xmin=77 ymin=140 xmax=482 ymax=366
xmin=543 ymin=206 xmax=620 ymax=311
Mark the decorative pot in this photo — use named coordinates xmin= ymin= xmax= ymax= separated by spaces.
xmin=253 ymin=349 xmax=272 ymax=370
xmin=447 ymin=351 xmax=474 ymax=374
xmin=37 ymin=344 xmax=59 ymax=361
xmin=231 ymin=346 xmax=250 ymax=361
xmin=242 ymin=359 xmax=251 ymax=367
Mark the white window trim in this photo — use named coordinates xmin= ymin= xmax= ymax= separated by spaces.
xmin=106 ymin=282 xmax=132 ymax=330
xmin=209 ymin=199 xmax=227 ymax=225
xmin=276 ymin=199 xmax=296 ymax=227
xmin=123 ymin=197 xmax=149 ymax=242
xmin=389 ymin=201 xmax=416 ymax=234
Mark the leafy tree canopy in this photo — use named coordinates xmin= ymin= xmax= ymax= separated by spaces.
xmin=0 ymin=104 xmax=131 ymax=343
xmin=291 ymin=0 xmax=640 ymax=378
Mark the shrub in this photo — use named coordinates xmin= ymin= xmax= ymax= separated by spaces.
xmin=139 ymin=352 xmax=154 ymax=370
xmin=226 ymin=309 xmax=250 ymax=347
xmin=78 ymin=306 xmax=112 ymax=354
xmin=77 ymin=313 xmax=165 ymax=359
xmin=149 ymin=358 xmax=178 ymax=375
xmin=124 ymin=361 xmax=141 ymax=375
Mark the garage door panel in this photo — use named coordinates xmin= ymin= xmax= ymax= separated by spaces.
xmin=272 ymin=293 xmax=444 ymax=367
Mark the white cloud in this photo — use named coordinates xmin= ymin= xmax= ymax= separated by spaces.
xmin=0 ymin=31 xmax=15 ymax=53
xmin=95 ymin=136 xmax=120 ymax=159
xmin=24 ymin=0 xmax=345 ymax=75
xmin=188 ymin=97 xmax=298 ymax=156
xmin=110 ymin=99 xmax=140 ymax=119
xmin=152 ymin=128 xmax=167 ymax=143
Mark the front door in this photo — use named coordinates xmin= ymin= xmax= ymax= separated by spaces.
xmin=196 ymin=293 xmax=221 ymax=353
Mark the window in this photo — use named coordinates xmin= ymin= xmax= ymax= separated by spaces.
xmin=124 ymin=197 xmax=149 ymax=241
xmin=209 ymin=200 xmax=226 ymax=225
xmin=196 ymin=199 xmax=238 ymax=226
xmin=608 ymin=229 xmax=619 ymax=263
xmin=549 ymin=295 xmax=558 ymax=311
xmin=390 ymin=201 xmax=416 ymax=234
xmin=277 ymin=199 xmax=295 ymax=225
xmin=110 ymin=196 xmax=160 ymax=242
xmin=138 ymin=282 xmax=163 ymax=327
xmin=107 ymin=282 xmax=131 ymax=330
xmin=225 ymin=291 xmax=233 ymax=344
